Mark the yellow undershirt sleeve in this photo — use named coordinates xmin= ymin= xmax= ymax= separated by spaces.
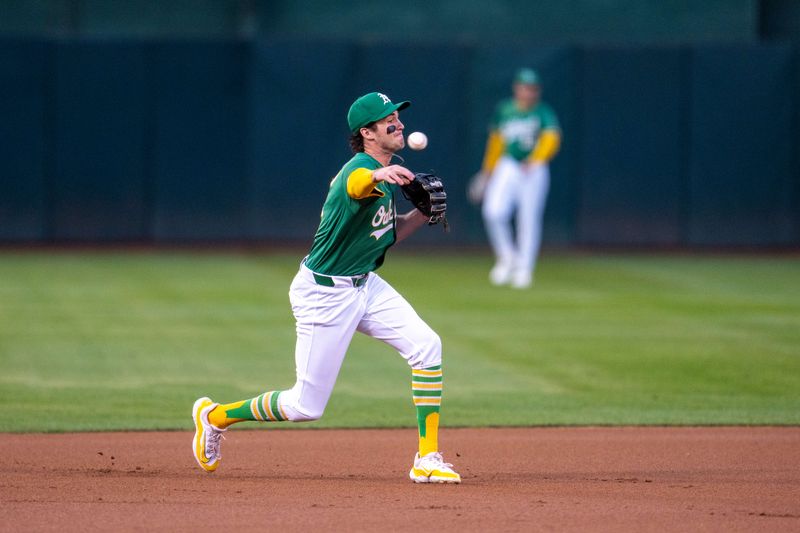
xmin=346 ymin=168 xmax=384 ymax=199
xmin=529 ymin=129 xmax=561 ymax=164
xmin=481 ymin=130 xmax=505 ymax=173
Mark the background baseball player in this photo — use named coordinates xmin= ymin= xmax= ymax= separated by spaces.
xmin=192 ymin=91 xmax=460 ymax=483
xmin=469 ymin=68 xmax=561 ymax=288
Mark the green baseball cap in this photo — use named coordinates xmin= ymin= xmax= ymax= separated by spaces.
xmin=514 ymin=68 xmax=540 ymax=85
xmin=347 ymin=92 xmax=410 ymax=133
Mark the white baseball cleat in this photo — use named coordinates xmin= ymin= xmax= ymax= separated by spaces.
xmin=489 ymin=261 xmax=513 ymax=286
xmin=511 ymin=269 xmax=532 ymax=289
xmin=409 ymin=451 xmax=461 ymax=484
xmin=192 ymin=397 xmax=226 ymax=473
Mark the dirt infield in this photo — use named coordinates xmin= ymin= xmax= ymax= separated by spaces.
xmin=3 ymin=427 xmax=799 ymax=532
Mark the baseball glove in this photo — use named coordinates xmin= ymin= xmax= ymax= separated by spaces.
xmin=401 ymin=172 xmax=448 ymax=229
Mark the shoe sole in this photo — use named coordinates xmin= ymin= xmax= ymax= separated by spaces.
xmin=192 ymin=397 xmax=217 ymax=473
xmin=430 ymin=476 xmax=461 ymax=484
xmin=409 ymin=469 xmax=461 ymax=484
xmin=410 ymin=470 xmax=429 ymax=483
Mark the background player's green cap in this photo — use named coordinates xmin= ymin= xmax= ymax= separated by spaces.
xmin=347 ymin=92 xmax=410 ymax=133
xmin=514 ymin=68 xmax=540 ymax=85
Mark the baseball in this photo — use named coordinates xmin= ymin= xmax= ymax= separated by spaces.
xmin=407 ymin=131 xmax=428 ymax=150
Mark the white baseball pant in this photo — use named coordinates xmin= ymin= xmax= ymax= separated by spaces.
xmin=278 ymin=263 xmax=442 ymax=422
xmin=482 ymin=155 xmax=550 ymax=276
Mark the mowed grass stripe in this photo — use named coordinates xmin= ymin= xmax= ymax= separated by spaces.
xmin=0 ymin=251 xmax=798 ymax=432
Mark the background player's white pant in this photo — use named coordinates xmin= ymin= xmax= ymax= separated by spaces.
xmin=279 ymin=264 xmax=441 ymax=422
xmin=482 ymin=156 xmax=550 ymax=282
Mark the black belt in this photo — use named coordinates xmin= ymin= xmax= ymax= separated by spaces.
xmin=312 ymin=272 xmax=368 ymax=288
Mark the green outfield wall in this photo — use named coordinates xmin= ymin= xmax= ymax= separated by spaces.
xmin=0 ymin=1 xmax=767 ymax=43
xmin=0 ymin=38 xmax=798 ymax=247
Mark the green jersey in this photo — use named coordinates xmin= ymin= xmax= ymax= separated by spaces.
xmin=305 ymin=152 xmax=396 ymax=276
xmin=491 ymin=99 xmax=560 ymax=161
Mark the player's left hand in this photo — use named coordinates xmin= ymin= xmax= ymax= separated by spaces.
xmin=467 ymin=171 xmax=489 ymax=205
xmin=401 ymin=172 xmax=448 ymax=228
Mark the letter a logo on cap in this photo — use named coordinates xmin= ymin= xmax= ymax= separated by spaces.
xmin=347 ymin=92 xmax=410 ymax=133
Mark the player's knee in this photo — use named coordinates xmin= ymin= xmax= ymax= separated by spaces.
xmin=411 ymin=330 xmax=442 ymax=369
xmin=278 ymin=392 xmax=325 ymax=422
xmin=289 ymin=409 xmax=323 ymax=422
xmin=281 ymin=403 xmax=324 ymax=422
xmin=482 ymin=202 xmax=509 ymax=223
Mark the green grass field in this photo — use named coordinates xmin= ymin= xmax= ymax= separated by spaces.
xmin=1 ymin=250 xmax=798 ymax=432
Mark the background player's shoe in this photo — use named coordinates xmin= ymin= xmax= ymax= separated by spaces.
xmin=192 ymin=397 xmax=225 ymax=473
xmin=409 ymin=451 xmax=461 ymax=483
xmin=489 ymin=261 xmax=513 ymax=286
xmin=511 ymin=269 xmax=532 ymax=289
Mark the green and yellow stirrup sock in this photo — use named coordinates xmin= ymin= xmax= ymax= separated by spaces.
xmin=208 ymin=391 xmax=286 ymax=429
xmin=412 ymin=365 xmax=442 ymax=456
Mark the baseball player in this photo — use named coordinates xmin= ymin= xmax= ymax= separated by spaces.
xmin=192 ymin=92 xmax=460 ymax=483
xmin=469 ymin=68 xmax=561 ymax=288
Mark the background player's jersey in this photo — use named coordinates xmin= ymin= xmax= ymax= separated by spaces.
xmin=305 ymin=152 xmax=396 ymax=276
xmin=492 ymin=99 xmax=560 ymax=161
